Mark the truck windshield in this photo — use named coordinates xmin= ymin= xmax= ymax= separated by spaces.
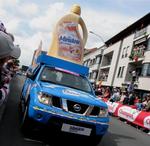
xmin=39 ymin=67 xmax=92 ymax=93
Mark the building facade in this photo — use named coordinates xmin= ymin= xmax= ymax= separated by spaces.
xmin=83 ymin=46 xmax=105 ymax=83
xmin=84 ymin=13 xmax=150 ymax=92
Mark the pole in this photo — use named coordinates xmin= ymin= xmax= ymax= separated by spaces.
xmin=89 ymin=31 xmax=105 ymax=45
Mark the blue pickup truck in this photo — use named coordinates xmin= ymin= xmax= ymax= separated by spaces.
xmin=19 ymin=54 xmax=109 ymax=144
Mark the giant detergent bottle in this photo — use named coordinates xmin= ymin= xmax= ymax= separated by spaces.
xmin=47 ymin=4 xmax=88 ymax=64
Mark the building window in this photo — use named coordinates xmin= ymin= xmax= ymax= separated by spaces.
xmin=93 ymin=71 xmax=98 ymax=79
xmin=122 ymin=47 xmax=129 ymax=58
xmin=94 ymin=58 xmax=96 ymax=64
xmin=134 ymin=27 xmax=147 ymax=39
xmin=89 ymin=72 xmax=92 ymax=79
xmin=147 ymin=38 xmax=150 ymax=51
xmin=89 ymin=60 xmax=93 ymax=66
xmin=125 ymin=46 xmax=129 ymax=57
xmin=87 ymin=60 xmax=90 ymax=67
xmin=117 ymin=67 xmax=122 ymax=77
xmin=117 ymin=66 xmax=125 ymax=78
xmin=120 ymin=66 xmax=125 ymax=78
xmin=122 ymin=47 xmax=125 ymax=58
xmin=96 ymin=56 xmax=101 ymax=64
xmin=141 ymin=63 xmax=150 ymax=76
xmin=83 ymin=61 xmax=87 ymax=66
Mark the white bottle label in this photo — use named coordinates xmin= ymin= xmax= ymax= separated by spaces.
xmin=58 ymin=22 xmax=82 ymax=62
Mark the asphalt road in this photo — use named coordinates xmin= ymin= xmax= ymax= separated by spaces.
xmin=0 ymin=75 xmax=150 ymax=146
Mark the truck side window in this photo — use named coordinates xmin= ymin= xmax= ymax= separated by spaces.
xmin=28 ymin=65 xmax=41 ymax=80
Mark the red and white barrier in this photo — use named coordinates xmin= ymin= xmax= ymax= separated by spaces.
xmin=103 ymin=99 xmax=150 ymax=130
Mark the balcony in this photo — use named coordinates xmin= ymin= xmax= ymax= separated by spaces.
xmin=101 ymin=51 xmax=113 ymax=67
xmin=99 ymin=68 xmax=109 ymax=82
xmin=129 ymin=45 xmax=145 ymax=62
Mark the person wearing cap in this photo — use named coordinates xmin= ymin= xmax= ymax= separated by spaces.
xmin=0 ymin=31 xmax=21 ymax=105
xmin=0 ymin=31 xmax=21 ymax=64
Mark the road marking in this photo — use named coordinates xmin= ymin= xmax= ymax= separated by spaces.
xmin=24 ymin=138 xmax=44 ymax=144
xmin=24 ymin=138 xmax=51 ymax=146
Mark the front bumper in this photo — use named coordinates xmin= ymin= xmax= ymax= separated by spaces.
xmin=28 ymin=104 xmax=109 ymax=136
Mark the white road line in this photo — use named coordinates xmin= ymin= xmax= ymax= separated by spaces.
xmin=24 ymin=138 xmax=44 ymax=144
xmin=24 ymin=138 xmax=51 ymax=146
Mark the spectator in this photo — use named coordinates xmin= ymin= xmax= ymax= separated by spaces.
xmin=2 ymin=59 xmax=19 ymax=78
xmin=131 ymin=70 xmax=136 ymax=82
xmin=95 ymin=83 xmax=103 ymax=96
xmin=134 ymin=94 xmax=140 ymax=105
xmin=127 ymin=82 xmax=134 ymax=93
xmin=103 ymin=87 xmax=111 ymax=99
xmin=128 ymin=93 xmax=135 ymax=105
xmin=119 ymin=91 xmax=128 ymax=103
xmin=0 ymin=30 xmax=21 ymax=105
xmin=122 ymin=94 xmax=129 ymax=105
xmin=109 ymin=88 xmax=120 ymax=102
xmin=142 ymin=95 xmax=148 ymax=109
xmin=135 ymin=99 xmax=143 ymax=111
xmin=143 ymin=94 xmax=150 ymax=112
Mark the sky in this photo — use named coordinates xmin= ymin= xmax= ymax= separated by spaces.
xmin=0 ymin=0 xmax=150 ymax=66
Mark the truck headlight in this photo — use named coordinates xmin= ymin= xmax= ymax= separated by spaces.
xmin=38 ymin=92 xmax=52 ymax=105
xmin=99 ymin=108 xmax=108 ymax=117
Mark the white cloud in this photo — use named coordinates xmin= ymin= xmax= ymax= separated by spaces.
xmin=30 ymin=2 xmax=66 ymax=32
xmin=18 ymin=3 xmax=39 ymax=17
xmin=0 ymin=9 xmax=7 ymax=17
xmin=0 ymin=0 xmax=19 ymax=7
xmin=83 ymin=8 xmax=136 ymax=48
xmin=15 ymin=32 xmax=51 ymax=66
xmin=5 ymin=18 xmax=21 ymax=34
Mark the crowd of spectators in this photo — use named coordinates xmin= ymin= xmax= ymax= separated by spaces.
xmin=94 ymin=82 xmax=150 ymax=112
xmin=0 ymin=20 xmax=21 ymax=107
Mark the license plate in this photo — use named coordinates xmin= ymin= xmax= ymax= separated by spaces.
xmin=61 ymin=123 xmax=92 ymax=136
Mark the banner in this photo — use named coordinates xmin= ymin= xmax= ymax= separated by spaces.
xmin=102 ymin=98 xmax=150 ymax=130
xmin=118 ymin=106 xmax=141 ymax=122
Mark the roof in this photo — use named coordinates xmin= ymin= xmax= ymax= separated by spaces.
xmin=84 ymin=48 xmax=98 ymax=56
xmin=105 ymin=13 xmax=150 ymax=46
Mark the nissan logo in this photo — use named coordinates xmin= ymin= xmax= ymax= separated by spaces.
xmin=73 ymin=104 xmax=81 ymax=112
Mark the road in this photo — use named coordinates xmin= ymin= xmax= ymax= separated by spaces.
xmin=0 ymin=75 xmax=150 ymax=146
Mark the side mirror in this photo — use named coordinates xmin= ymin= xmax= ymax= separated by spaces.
xmin=26 ymin=71 xmax=34 ymax=79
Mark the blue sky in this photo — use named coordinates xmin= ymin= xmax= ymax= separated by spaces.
xmin=0 ymin=0 xmax=149 ymax=65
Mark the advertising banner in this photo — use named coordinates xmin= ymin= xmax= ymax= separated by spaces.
xmin=103 ymin=98 xmax=150 ymax=130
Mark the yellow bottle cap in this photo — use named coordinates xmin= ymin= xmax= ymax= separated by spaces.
xmin=71 ymin=4 xmax=81 ymax=15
